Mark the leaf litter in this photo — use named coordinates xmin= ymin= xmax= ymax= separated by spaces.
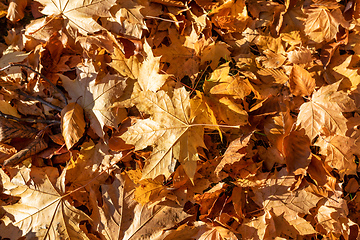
xmin=1 ymin=0 xmax=360 ymax=239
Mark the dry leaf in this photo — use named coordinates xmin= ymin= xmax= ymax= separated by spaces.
xmin=3 ymin=136 xmax=48 ymax=166
xmin=253 ymin=168 xmax=322 ymax=235
xmin=61 ymin=102 xmax=86 ymax=150
xmin=0 ymin=167 xmax=91 ymax=239
xmin=296 ymin=81 xmax=356 ymax=141
xmin=304 ymin=7 xmax=349 ymax=43
xmin=283 ymin=128 xmax=311 ymax=175
xmin=289 ymin=65 xmax=316 ymax=96
xmin=121 ymin=87 xmax=206 ymax=180
xmin=35 ymin=0 xmax=116 ymax=35
xmin=61 ymin=61 xmax=127 ymax=138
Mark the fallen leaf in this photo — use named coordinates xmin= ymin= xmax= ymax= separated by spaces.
xmin=215 ymin=132 xmax=253 ymax=176
xmin=6 ymin=0 xmax=27 ymax=22
xmin=283 ymin=128 xmax=311 ymax=175
xmin=0 ymin=167 xmax=91 ymax=239
xmin=121 ymin=87 xmax=206 ymax=180
xmin=35 ymin=0 xmax=116 ymax=35
xmin=61 ymin=60 xmax=127 ymax=138
xmin=201 ymin=41 xmax=231 ymax=70
xmin=3 ymin=136 xmax=48 ymax=166
xmin=289 ymin=64 xmax=316 ymax=96
xmin=61 ymin=102 xmax=86 ymax=150
xmin=315 ymin=134 xmax=359 ymax=178
xmin=253 ymin=168 xmax=322 ymax=235
xmin=137 ymin=41 xmax=170 ymax=92
xmin=304 ymin=6 xmax=349 ymax=43
xmin=296 ymin=81 xmax=356 ymax=141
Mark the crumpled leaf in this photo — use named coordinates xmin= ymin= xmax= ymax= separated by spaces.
xmin=35 ymin=0 xmax=116 ymax=35
xmin=315 ymin=134 xmax=360 ymax=178
xmin=104 ymin=0 xmax=147 ymax=39
xmin=61 ymin=102 xmax=86 ymax=150
xmin=61 ymin=60 xmax=127 ymax=138
xmin=0 ymin=167 xmax=91 ymax=240
xmin=253 ymin=168 xmax=322 ymax=235
xmin=121 ymin=87 xmax=206 ymax=180
xmin=6 ymin=0 xmax=27 ymax=22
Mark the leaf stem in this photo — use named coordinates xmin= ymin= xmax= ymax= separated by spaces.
xmin=190 ymin=123 xmax=240 ymax=129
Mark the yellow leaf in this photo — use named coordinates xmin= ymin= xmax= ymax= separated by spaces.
xmin=35 ymin=0 xmax=116 ymax=36
xmin=121 ymin=87 xmax=206 ymax=180
xmin=0 ymin=167 xmax=91 ymax=239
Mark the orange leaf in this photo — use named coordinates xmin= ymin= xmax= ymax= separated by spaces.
xmin=61 ymin=102 xmax=86 ymax=150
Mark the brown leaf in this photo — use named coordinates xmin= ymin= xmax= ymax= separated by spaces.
xmin=315 ymin=134 xmax=359 ymax=178
xmin=6 ymin=0 xmax=27 ymax=22
xmin=304 ymin=7 xmax=349 ymax=43
xmin=0 ymin=118 xmax=37 ymax=142
xmin=0 ymin=167 xmax=91 ymax=239
xmin=215 ymin=132 xmax=253 ymax=176
xmin=201 ymin=41 xmax=231 ymax=70
xmin=289 ymin=65 xmax=316 ymax=97
xmin=61 ymin=62 xmax=127 ymax=138
xmin=253 ymin=168 xmax=322 ymax=235
xmin=296 ymin=81 xmax=356 ymax=141
xmin=61 ymin=102 xmax=86 ymax=150
xmin=3 ymin=136 xmax=48 ymax=167
xmin=283 ymin=128 xmax=311 ymax=175
xmin=307 ymin=154 xmax=336 ymax=192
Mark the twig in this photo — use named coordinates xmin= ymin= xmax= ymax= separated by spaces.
xmin=0 ymin=110 xmax=61 ymax=124
xmin=145 ymin=16 xmax=184 ymax=23
xmin=6 ymin=63 xmax=68 ymax=105
xmin=17 ymin=90 xmax=63 ymax=111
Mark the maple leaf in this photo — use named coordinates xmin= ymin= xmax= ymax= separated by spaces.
xmin=61 ymin=60 xmax=127 ymax=138
xmin=315 ymin=134 xmax=359 ymax=178
xmin=63 ymin=140 xmax=122 ymax=206
xmin=304 ymin=6 xmax=349 ymax=43
xmin=237 ymin=210 xmax=276 ymax=240
xmin=92 ymin=169 xmax=190 ymax=240
xmin=315 ymin=184 xmax=357 ymax=239
xmin=121 ymin=87 xmax=206 ymax=180
xmin=201 ymin=41 xmax=231 ymax=70
xmin=104 ymin=0 xmax=146 ymax=39
xmin=296 ymin=81 xmax=356 ymax=141
xmin=35 ymin=0 xmax=116 ymax=36
xmin=0 ymin=167 xmax=91 ymax=239
xmin=253 ymin=168 xmax=322 ymax=235
xmin=215 ymin=132 xmax=252 ymax=176
xmin=328 ymin=54 xmax=360 ymax=90
xmin=153 ymin=27 xmax=200 ymax=80
xmin=209 ymin=67 xmax=252 ymax=99
xmin=137 ymin=41 xmax=170 ymax=92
